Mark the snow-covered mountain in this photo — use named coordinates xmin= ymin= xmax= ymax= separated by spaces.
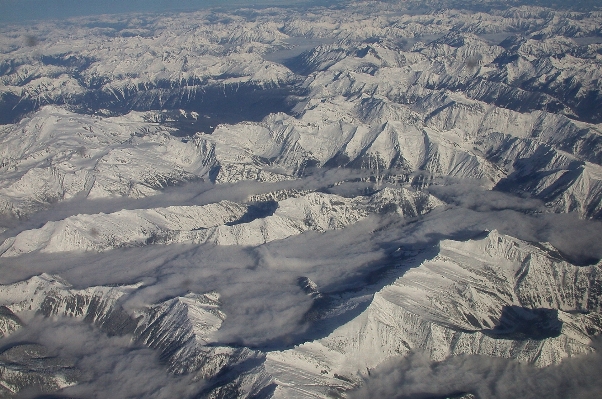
xmin=0 ymin=0 xmax=601 ymax=398
xmin=0 ymin=230 xmax=600 ymax=397
xmin=0 ymin=189 xmax=441 ymax=256
xmin=267 ymin=230 xmax=602 ymax=397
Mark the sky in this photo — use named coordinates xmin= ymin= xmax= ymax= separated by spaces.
xmin=0 ymin=0 xmax=323 ymax=23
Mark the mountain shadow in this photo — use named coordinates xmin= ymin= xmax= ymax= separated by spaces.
xmin=482 ymin=306 xmax=563 ymax=340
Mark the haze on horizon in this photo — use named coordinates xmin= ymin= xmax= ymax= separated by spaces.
xmin=0 ymin=0 xmax=330 ymax=23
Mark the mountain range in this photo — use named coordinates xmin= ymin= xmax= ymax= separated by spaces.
xmin=0 ymin=0 xmax=601 ymax=397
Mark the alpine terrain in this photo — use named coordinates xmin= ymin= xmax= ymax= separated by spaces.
xmin=0 ymin=0 xmax=601 ymax=398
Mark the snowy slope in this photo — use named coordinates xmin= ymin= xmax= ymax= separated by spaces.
xmin=0 ymin=189 xmax=441 ymax=256
xmin=0 ymin=1 xmax=601 ymax=398
xmin=0 ymin=231 xmax=600 ymax=398
xmin=266 ymin=231 xmax=602 ymax=398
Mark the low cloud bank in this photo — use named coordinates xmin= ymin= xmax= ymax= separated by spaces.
xmin=2 ymin=179 xmax=601 ymax=348
xmin=350 ymin=338 xmax=602 ymax=399
xmin=425 ymin=180 xmax=602 ymax=264
xmin=4 ymin=317 xmax=199 ymax=399
xmin=0 ymin=178 xmax=601 ymax=397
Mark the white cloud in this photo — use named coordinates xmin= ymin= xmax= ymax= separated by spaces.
xmin=351 ymin=337 xmax=602 ymax=399
xmin=4 ymin=317 xmax=201 ymax=399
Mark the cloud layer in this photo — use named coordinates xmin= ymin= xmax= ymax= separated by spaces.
xmin=4 ymin=317 xmax=199 ymax=399
xmin=351 ymin=338 xmax=602 ymax=399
